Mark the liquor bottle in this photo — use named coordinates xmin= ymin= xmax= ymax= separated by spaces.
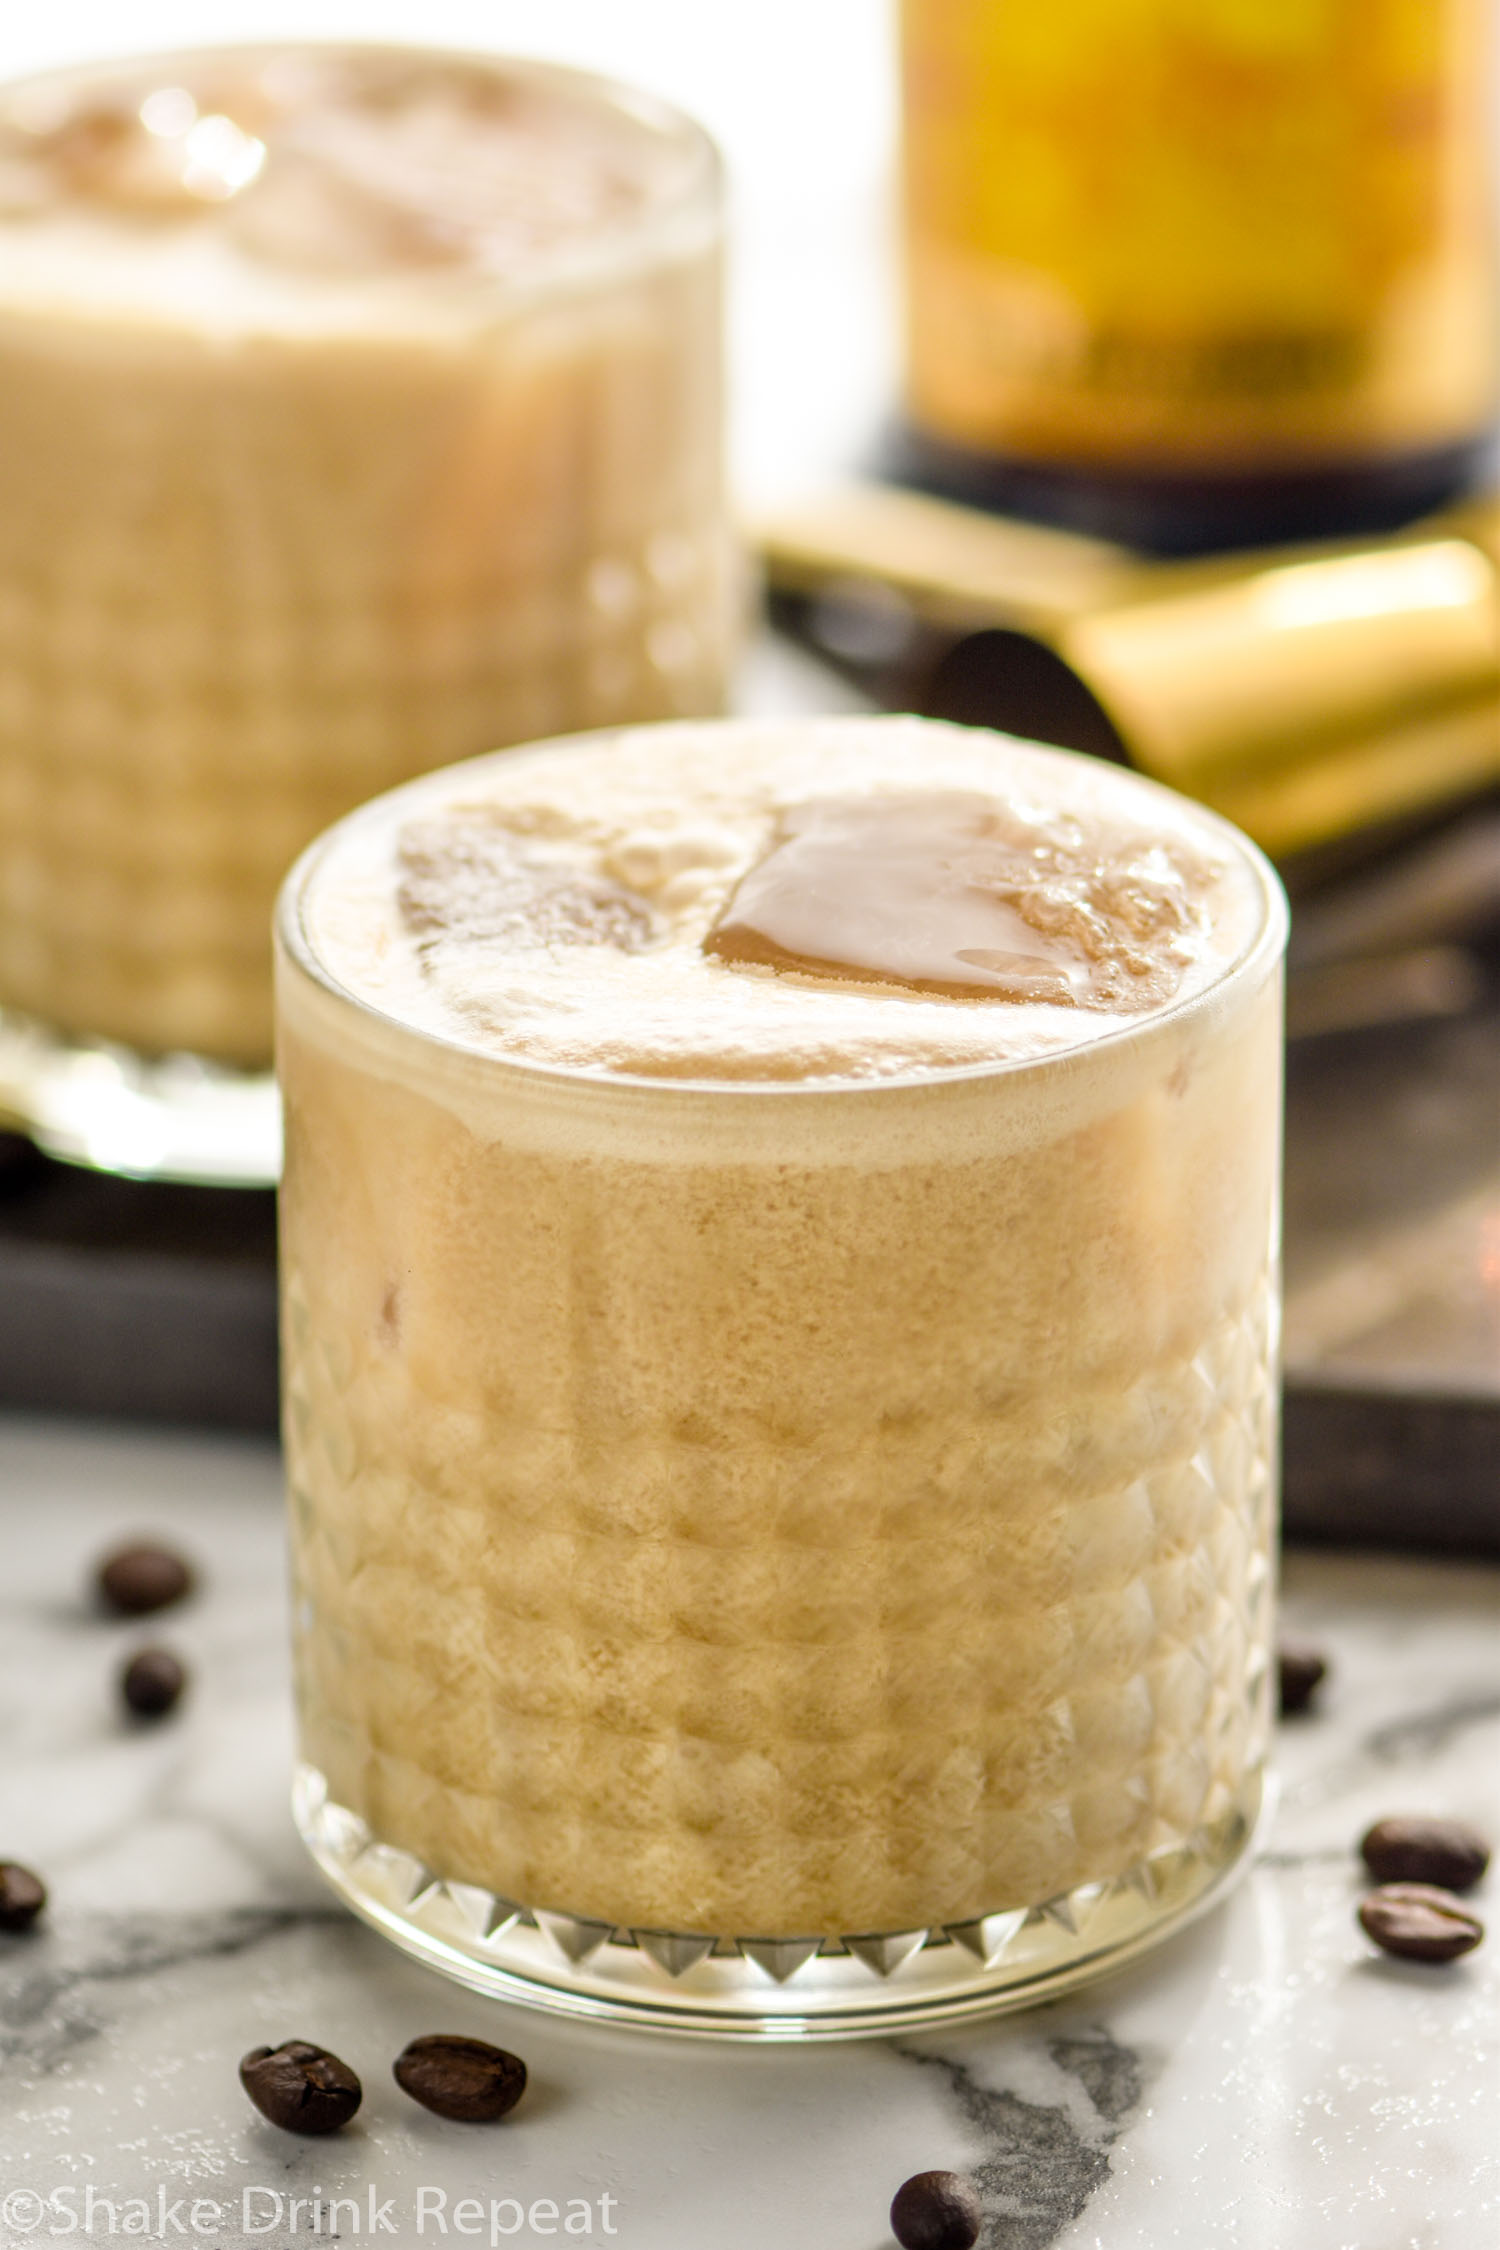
xmin=897 ymin=0 xmax=1499 ymax=552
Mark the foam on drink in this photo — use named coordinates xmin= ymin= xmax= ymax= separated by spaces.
xmin=300 ymin=716 xmax=1263 ymax=1085
xmin=0 ymin=50 xmax=700 ymax=314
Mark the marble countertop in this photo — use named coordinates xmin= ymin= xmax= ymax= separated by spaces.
xmin=1 ymin=1413 xmax=1497 ymax=2250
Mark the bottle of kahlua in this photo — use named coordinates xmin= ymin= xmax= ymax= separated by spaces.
xmin=897 ymin=0 xmax=1499 ymax=552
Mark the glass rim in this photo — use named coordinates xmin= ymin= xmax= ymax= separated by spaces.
xmin=0 ymin=39 xmax=724 ymax=308
xmin=275 ymin=719 xmax=1291 ymax=1112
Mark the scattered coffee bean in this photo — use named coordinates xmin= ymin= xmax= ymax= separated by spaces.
xmin=239 ymin=2041 xmax=362 ymax=2135
xmin=0 ymin=1862 xmax=46 ymax=1932
xmin=890 ymin=2170 xmax=983 ymax=2250
xmin=1277 ymin=1640 xmax=1328 ymax=1716
xmin=1358 ymin=1884 xmax=1484 ymax=1964
xmin=1360 ymin=1815 xmax=1489 ymax=1895
xmin=120 ymin=1647 xmax=187 ymax=1720
xmin=96 ymin=1542 xmax=194 ymax=1617
xmin=393 ymin=2033 xmax=528 ymax=2122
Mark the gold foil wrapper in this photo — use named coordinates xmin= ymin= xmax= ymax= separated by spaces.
xmin=759 ymin=486 xmax=1500 ymax=860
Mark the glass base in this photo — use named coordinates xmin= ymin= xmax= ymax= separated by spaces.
xmin=294 ymin=1762 xmax=1267 ymax=2040
xmin=0 ymin=1007 xmax=280 ymax=1186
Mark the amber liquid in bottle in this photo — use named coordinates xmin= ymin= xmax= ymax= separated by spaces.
xmin=896 ymin=0 xmax=1499 ymax=552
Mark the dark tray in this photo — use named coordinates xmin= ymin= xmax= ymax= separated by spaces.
xmin=1279 ymin=994 xmax=1499 ymax=1555
xmin=0 ymin=1139 xmax=277 ymax=1431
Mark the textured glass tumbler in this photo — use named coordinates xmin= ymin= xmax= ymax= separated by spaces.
xmin=0 ymin=46 xmax=726 ymax=1181
xmin=277 ymin=764 xmax=1287 ymax=2037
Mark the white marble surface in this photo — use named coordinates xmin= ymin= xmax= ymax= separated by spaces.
xmin=1 ymin=1413 xmax=1497 ymax=2250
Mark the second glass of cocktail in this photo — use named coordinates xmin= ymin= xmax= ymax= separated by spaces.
xmin=0 ymin=44 xmax=725 ymax=1180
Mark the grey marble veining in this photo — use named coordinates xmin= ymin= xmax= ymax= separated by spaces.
xmin=1 ymin=1414 xmax=1497 ymax=2249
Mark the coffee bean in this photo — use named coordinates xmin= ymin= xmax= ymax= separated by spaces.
xmin=1277 ymin=1640 xmax=1327 ymax=1716
xmin=1358 ymin=1884 xmax=1484 ymax=1964
xmin=1360 ymin=1816 xmax=1489 ymax=1894
xmin=240 ymin=2041 xmax=362 ymax=2135
xmin=890 ymin=2170 xmax=983 ymax=2250
xmin=97 ymin=1543 xmax=193 ymax=1617
xmin=0 ymin=1862 xmax=46 ymax=1932
xmin=393 ymin=2034 xmax=527 ymax=2122
xmin=120 ymin=1647 xmax=186 ymax=1719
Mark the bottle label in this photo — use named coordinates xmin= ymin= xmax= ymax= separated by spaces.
xmin=901 ymin=0 xmax=1498 ymax=468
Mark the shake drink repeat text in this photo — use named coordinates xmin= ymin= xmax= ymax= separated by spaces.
xmin=1 ymin=2185 xmax=622 ymax=2241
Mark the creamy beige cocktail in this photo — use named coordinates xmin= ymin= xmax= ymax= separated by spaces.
xmin=0 ymin=46 xmax=725 ymax=1067
xmin=277 ymin=715 xmax=1285 ymax=2025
